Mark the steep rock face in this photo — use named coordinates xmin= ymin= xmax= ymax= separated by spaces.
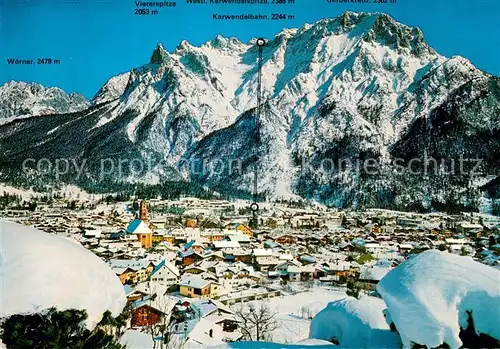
xmin=185 ymin=12 xmax=455 ymax=200
xmin=0 ymin=81 xmax=89 ymax=119
xmin=0 ymin=11 xmax=498 ymax=209
xmin=391 ymin=68 xmax=500 ymax=170
xmin=88 ymin=40 xmax=252 ymax=166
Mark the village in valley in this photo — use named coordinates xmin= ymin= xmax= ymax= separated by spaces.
xmin=1 ymin=190 xmax=500 ymax=347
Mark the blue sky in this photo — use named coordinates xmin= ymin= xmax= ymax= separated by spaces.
xmin=1 ymin=0 xmax=499 ymax=98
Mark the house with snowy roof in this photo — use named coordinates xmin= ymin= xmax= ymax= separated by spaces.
xmin=130 ymin=294 xmax=177 ymax=327
xmin=275 ymin=259 xmax=302 ymax=274
xmin=180 ymin=249 xmax=205 ymax=266
xmin=398 ymin=243 xmax=415 ymax=252
xmin=113 ymin=267 xmax=137 ymax=284
xmin=458 ymin=222 xmax=483 ymax=235
xmin=200 ymin=229 xmax=226 ymax=242
xmin=124 ymin=285 xmax=149 ymax=304
xmin=166 ymin=300 xmax=242 ymax=348
xmin=126 ymin=219 xmax=153 ymax=249
xmin=213 ymin=240 xmax=240 ymax=250
xmin=190 ymin=298 xmax=234 ymax=318
xmin=170 ymin=316 xmax=241 ymax=348
xmin=179 ymin=274 xmax=220 ymax=299
xmin=224 ymin=223 xmax=254 ymax=237
xmin=151 ymin=229 xmax=174 ymax=244
xmin=271 ymin=233 xmax=296 ymax=244
xmin=150 ymin=259 xmax=180 ymax=286
xmin=108 ymin=259 xmax=155 ymax=284
xmin=253 ymin=249 xmax=280 ymax=271
xmin=228 ymin=234 xmax=252 ymax=245
xmin=191 ymin=241 xmax=206 ymax=254
xmin=203 ymin=250 xmax=226 ymax=262
xmin=365 ymin=242 xmax=384 ymax=254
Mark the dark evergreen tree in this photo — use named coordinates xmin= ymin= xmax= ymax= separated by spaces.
xmin=346 ymin=275 xmax=361 ymax=299
xmin=0 ymin=308 xmax=125 ymax=349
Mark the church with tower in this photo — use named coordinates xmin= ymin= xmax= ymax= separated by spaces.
xmin=125 ymin=199 xmax=153 ymax=249
xmin=139 ymin=200 xmax=149 ymax=223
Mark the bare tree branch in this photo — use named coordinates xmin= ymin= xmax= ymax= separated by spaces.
xmin=234 ymin=302 xmax=278 ymax=341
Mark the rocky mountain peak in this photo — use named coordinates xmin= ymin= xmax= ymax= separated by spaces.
xmin=337 ymin=10 xmax=368 ymax=29
xmin=364 ymin=13 xmax=432 ymax=56
xmin=209 ymin=34 xmax=245 ymax=51
xmin=1 ymin=12 xmax=498 ymax=212
xmin=150 ymin=43 xmax=171 ymax=64
xmin=174 ymin=40 xmax=194 ymax=55
xmin=0 ymin=81 xmax=89 ymax=119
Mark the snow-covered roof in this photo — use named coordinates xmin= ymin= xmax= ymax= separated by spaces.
xmin=184 ymin=318 xmax=229 ymax=347
xmin=179 ymin=275 xmax=213 ymax=289
xmin=0 ymin=220 xmax=126 ymax=329
xmin=279 ymin=253 xmax=294 ymax=260
xmin=445 ymin=238 xmax=468 ymax=244
xmin=213 ymin=240 xmax=240 ymax=249
xmin=190 ymin=299 xmax=233 ymax=318
xmin=151 ymin=259 xmax=180 ymax=277
xmin=287 ymin=265 xmax=302 ymax=273
xmin=228 ymin=234 xmax=252 ymax=242
xmin=126 ymin=219 xmax=151 ymax=235
xmin=108 ymin=258 xmax=153 ymax=271
xmin=253 ymin=248 xmax=274 ymax=256
xmin=132 ymin=293 xmax=177 ymax=314
xmin=458 ymin=222 xmax=483 ymax=229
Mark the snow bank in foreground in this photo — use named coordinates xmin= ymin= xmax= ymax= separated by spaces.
xmin=119 ymin=330 xmax=155 ymax=349
xmin=295 ymin=339 xmax=334 ymax=346
xmin=218 ymin=342 xmax=334 ymax=349
xmin=377 ymin=250 xmax=500 ymax=349
xmin=0 ymin=220 xmax=126 ymax=329
xmin=308 ymin=296 xmax=401 ymax=348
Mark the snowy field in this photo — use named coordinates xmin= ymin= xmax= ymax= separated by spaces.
xmin=229 ymin=287 xmax=347 ymax=343
xmin=0 ymin=183 xmax=99 ymax=202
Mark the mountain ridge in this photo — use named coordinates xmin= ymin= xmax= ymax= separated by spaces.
xmin=0 ymin=81 xmax=89 ymax=121
xmin=0 ymin=11 xmax=498 ymax=212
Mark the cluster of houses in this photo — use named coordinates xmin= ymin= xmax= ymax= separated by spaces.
xmin=2 ymin=196 xmax=500 ymax=347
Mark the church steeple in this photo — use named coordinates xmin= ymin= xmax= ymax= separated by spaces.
xmin=139 ymin=200 xmax=148 ymax=222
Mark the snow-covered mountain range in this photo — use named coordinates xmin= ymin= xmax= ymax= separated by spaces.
xmin=0 ymin=12 xmax=498 ymax=210
xmin=0 ymin=81 xmax=89 ymax=122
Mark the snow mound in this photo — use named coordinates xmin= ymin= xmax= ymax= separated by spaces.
xmin=295 ymin=338 xmax=335 ymax=346
xmin=218 ymin=342 xmax=334 ymax=349
xmin=309 ymin=296 xmax=401 ymax=348
xmin=0 ymin=220 xmax=126 ymax=329
xmin=377 ymin=250 xmax=500 ymax=349
xmin=119 ymin=330 xmax=155 ymax=349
